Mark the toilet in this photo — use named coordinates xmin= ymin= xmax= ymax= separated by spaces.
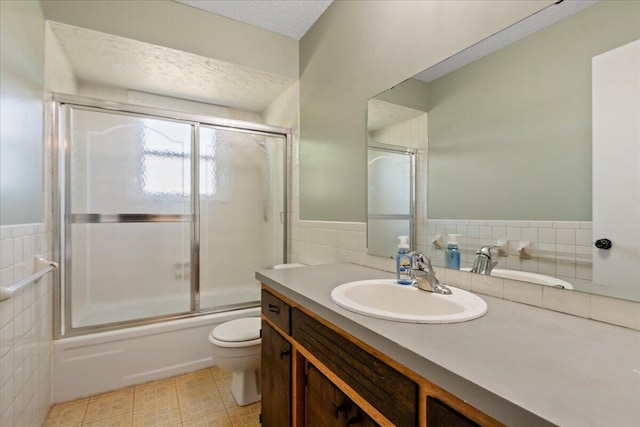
xmin=209 ymin=263 xmax=304 ymax=406
xmin=209 ymin=317 xmax=262 ymax=406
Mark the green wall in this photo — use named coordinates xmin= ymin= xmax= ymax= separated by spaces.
xmin=0 ymin=0 xmax=45 ymax=225
xmin=426 ymin=0 xmax=640 ymax=220
xmin=298 ymin=0 xmax=554 ymax=221
xmin=375 ymin=78 xmax=430 ymax=113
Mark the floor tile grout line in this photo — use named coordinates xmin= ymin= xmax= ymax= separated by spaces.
xmin=173 ymin=376 xmax=185 ymax=425
xmin=128 ymin=386 xmax=135 ymax=426
xmin=80 ymin=399 xmax=88 ymax=426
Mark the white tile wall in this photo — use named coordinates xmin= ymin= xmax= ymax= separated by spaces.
xmin=0 ymin=225 xmax=54 ymax=427
xmin=423 ymin=219 xmax=593 ymax=289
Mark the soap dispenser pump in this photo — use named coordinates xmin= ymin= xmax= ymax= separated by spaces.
xmin=396 ymin=236 xmax=412 ymax=285
xmin=445 ymin=234 xmax=461 ymax=270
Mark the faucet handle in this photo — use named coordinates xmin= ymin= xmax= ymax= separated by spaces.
xmin=406 ymin=251 xmax=452 ymax=295
xmin=477 ymin=245 xmax=498 ymax=257
xmin=471 ymin=245 xmax=500 ymax=275
xmin=407 ymin=251 xmax=432 ymax=271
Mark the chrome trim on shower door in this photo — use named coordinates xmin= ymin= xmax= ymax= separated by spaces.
xmin=191 ymin=123 xmax=201 ymax=313
xmin=69 ymin=214 xmax=192 ymax=223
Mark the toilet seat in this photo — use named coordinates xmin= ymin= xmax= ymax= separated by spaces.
xmin=210 ymin=317 xmax=261 ymax=348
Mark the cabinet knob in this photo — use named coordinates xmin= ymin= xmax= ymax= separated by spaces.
xmin=332 ymin=403 xmax=347 ymax=419
xmin=279 ymin=349 xmax=290 ymax=360
xmin=347 ymin=416 xmax=361 ymax=425
xmin=594 ymin=238 xmax=612 ymax=250
xmin=267 ymin=304 xmax=280 ymax=314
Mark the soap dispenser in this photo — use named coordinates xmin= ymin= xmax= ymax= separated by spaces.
xmin=396 ymin=236 xmax=412 ymax=285
xmin=445 ymin=234 xmax=461 ymax=270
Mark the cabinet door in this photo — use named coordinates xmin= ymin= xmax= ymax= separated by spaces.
xmin=261 ymin=321 xmax=291 ymax=427
xmin=306 ymin=363 xmax=379 ymax=427
xmin=306 ymin=363 xmax=341 ymax=427
xmin=345 ymin=404 xmax=379 ymax=427
xmin=427 ymin=397 xmax=480 ymax=427
xmin=292 ymin=309 xmax=417 ymax=426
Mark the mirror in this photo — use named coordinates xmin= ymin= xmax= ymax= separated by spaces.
xmin=367 ymin=0 xmax=640 ymax=301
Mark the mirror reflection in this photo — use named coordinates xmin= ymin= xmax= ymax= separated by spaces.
xmin=367 ymin=0 xmax=640 ymax=301
xmin=367 ymin=142 xmax=416 ymax=256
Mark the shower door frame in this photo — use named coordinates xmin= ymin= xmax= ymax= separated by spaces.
xmin=52 ymin=94 xmax=290 ymax=338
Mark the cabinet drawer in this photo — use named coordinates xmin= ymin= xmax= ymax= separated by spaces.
xmin=262 ymin=289 xmax=291 ymax=334
xmin=292 ymin=308 xmax=417 ymax=427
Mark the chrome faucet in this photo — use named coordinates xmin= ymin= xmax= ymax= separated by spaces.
xmin=407 ymin=251 xmax=452 ymax=295
xmin=470 ymin=246 xmax=499 ymax=275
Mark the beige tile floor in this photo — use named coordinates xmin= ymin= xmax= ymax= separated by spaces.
xmin=44 ymin=367 xmax=260 ymax=427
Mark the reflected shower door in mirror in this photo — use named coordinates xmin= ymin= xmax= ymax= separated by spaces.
xmin=367 ymin=144 xmax=415 ymax=257
xmin=365 ymin=0 xmax=640 ymax=301
xmin=366 ymin=90 xmax=428 ymax=258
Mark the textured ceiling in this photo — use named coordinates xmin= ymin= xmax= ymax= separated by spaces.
xmin=367 ymin=99 xmax=425 ymax=133
xmin=175 ymin=0 xmax=333 ymax=40
xmin=50 ymin=22 xmax=295 ymax=112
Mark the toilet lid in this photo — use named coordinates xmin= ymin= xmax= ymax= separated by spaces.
xmin=211 ymin=317 xmax=261 ymax=342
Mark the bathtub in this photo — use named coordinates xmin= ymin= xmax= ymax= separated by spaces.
xmin=53 ymin=305 xmax=260 ymax=403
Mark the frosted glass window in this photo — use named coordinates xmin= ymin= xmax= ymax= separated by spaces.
xmin=70 ymin=109 xmax=192 ymax=214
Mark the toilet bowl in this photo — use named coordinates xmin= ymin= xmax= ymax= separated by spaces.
xmin=209 ymin=317 xmax=262 ymax=406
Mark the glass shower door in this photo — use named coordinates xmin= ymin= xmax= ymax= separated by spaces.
xmin=63 ymin=106 xmax=195 ymax=330
xmin=198 ymin=126 xmax=285 ymax=310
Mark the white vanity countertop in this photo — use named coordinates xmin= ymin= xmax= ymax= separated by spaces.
xmin=256 ymin=263 xmax=640 ymax=427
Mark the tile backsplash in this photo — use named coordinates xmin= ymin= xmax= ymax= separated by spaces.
xmin=421 ymin=219 xmax=594 ymax=290
xmin=288 ymin=217 xmax=638 ymax=330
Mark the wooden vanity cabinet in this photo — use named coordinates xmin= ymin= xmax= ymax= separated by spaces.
xmin=261 ymin=286 xmax=501 ymax=427
xmin=306 ymin=363 xmax=378 ymax=427
xmin=291 ymin=308 xmax=417 ymax=426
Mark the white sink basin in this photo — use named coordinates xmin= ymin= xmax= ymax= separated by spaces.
xmin=330 ymin=279 xmax=487 ymax=324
